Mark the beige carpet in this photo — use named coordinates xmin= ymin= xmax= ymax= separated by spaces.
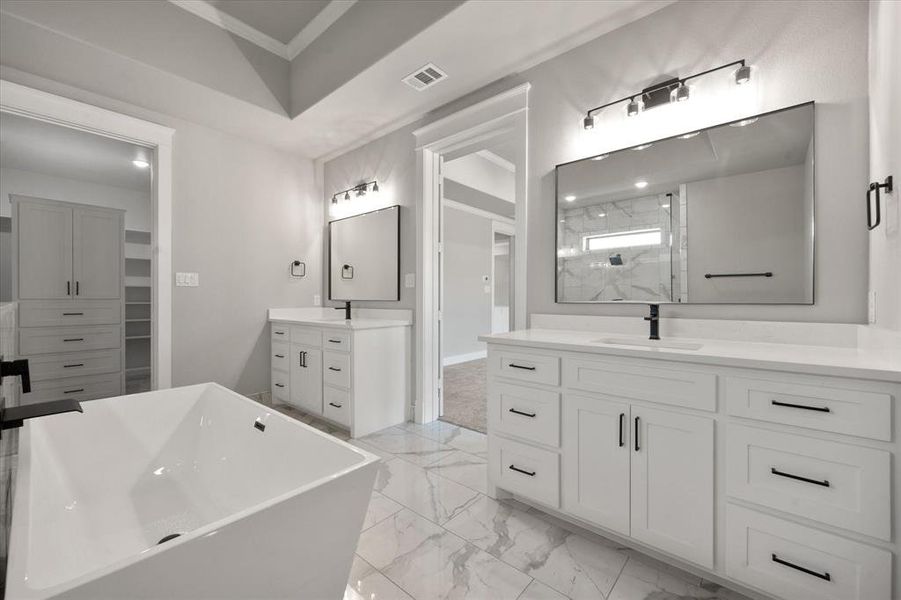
xmin=440 ymin=358 xmax=487 ymax=433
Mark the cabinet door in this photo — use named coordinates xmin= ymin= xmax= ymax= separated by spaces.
xmin=16 ymin=201 xmax=73 ymax=300
xmin=631 ymin=405 xmax=713 ymax=568
xmin=73 ymin=206 xmax=122 ymax=299
xmin=562 ymin=393 xmax=631 ymax=536
xmin=290 ymin=345 xmax=322 ymax=415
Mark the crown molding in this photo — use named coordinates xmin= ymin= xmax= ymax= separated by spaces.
xmin=168 ymin=0 xmax=289 ymax=58
xmin=476 ymin=149 xmax=516 ymax=173
xmin=287 ymin=0 xmax=356 ymax=60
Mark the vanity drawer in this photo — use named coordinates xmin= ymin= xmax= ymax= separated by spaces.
xmin=19 ymin=300 xmax=121 ymax=327
xmin=271 ymin=323 xmax=289 ymax=341
xmin=489 ymin=435 xmax=559 ymax=507
xmin=271 ymin=341 xmax=289 ymax=373
xmin=19 ymin=325 xmax=121 ymax=355
xmin=322 ymin=330 xmax=352 ymax=352
xmin=29 ymin=349 xmax=120 ymax=381
xmin=725 ymin=376 xmax=892 ymax=441
xmin=323 ymin=351 xmax=351 ymax=389
xmin=725 ymin=504 xmax=890 ymax=600
xmin=564 ymin=356 xmax=716 ymax=412
xmin=489 ymin=382 xmax=560 ymax=447
xmin=726 ymin=424 xmax=890 ymax=539
xmin=24 ymin=373 xmax=121 ymax=403
xmin=291 ymin=326 xmax=321 ymax=348
xmin=488 ymin=347 xmax=560 ymax=387
xmin=271 ymin=370 xmax=289 ymax=403
xmin=323 ymin=386 xmax=351 ymax=427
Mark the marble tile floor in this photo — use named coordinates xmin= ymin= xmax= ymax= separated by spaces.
xmin=264 ymin=403 xmax=752 ymax=600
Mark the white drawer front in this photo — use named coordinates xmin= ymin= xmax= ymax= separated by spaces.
xmin=271 ymin=323 xmax=289 ymax=341
xmin=291 ymin=326 xmax=321 ymax=348
xmin=725 ymin=376 xmax=892 ymax=441
xmin=271 ymin=341 xmax=290 ymax=373
xmin=725 ymin=505 xmax=890 ymax=600
xmin=324 ymin=386 xmax=351 ymax=427
xmin=271 ymin=369 xmax=289 ymax=403
xmin=24 ymin=373 xmax=121 ymax=403
xmin=726 ymin=424 xmax=890 ymax=540
xmin=489 ymin=381 xmax=560 ymax=447
xmin=489 ymin=435 xmax=559 ymax=507
xmin=323 ymin=351 xmax=351 ymax=389
xmin=564 ymin=356 xmax=716 ymax=411
xmin=488 ymin=348 xmax=560 ymax=387
xmin=19 ymin=325 xmax=121 ymax=355
xmin=19 ymin=300 xmax=121 ymax=327
xmin=29 ymin=349 xmax=120 ymax=381
xmin=322 ymin=330 xmax=352 ymax=352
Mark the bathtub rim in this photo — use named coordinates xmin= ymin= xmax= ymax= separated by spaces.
xmin=5 ymin=381 xmax=381 ymax=599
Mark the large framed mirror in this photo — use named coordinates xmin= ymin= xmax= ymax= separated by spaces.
xmin=329 ymin=205 xmax=400 ymax=301
xmin=556 ymin=102 xmax=814 ymax=304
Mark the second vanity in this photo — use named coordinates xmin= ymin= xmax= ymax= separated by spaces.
xmin=269 ymin=308 xmax=410 ymax=438
xmin=480 ymin=316 xmax=901 ymax=600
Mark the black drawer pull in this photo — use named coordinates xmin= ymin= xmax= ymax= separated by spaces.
xmin=274 ymin=354 xmax=285 ymax=358
xmin=634 ymin=416 xmax=640 ymax=451
xmin=328 ymin=366 xmax=342 ymax=372
xmin=508 ymin=408 xmax=536 ymax=418
xmin=619 ymin=412 xmax=625 ymax=447
xmin=63 ymin=363 xmax=84 ymax=368
xmin=508 ymin=464 xmax=536 ymax=477
xmin=62 ymin=312 xmax=84 ymax=316
xmin=63 ymin=338 xmax=84 ymax=342
xmin=275 ymin=383 xmax=285 ymax=388
xmin=274 ymin=331 xmax=285 ymax=335
xmin=771 ymin=554 xmax=831 ymax=581
xmin=771 ymin=399 xmax=830 ymax=413
xmin=508 ymin=363 xmax=536 ymax=371
xmin=63 ymin=388 xmax=85 ymax=394
xmin=770 ymin=467 xmax=830 ymax=487
xmin=76 ymin=281 xmax=80 ymax=295
xmin=328 ymin=402 xmax=343 ymax=409
xmin=328 ymin=339 xmax=342 ymax=343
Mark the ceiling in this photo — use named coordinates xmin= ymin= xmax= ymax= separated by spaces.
xmin=0 ymin=112 xmax=152 ymax=191
xmin=208 ymin=0 xmax=331 ymax=44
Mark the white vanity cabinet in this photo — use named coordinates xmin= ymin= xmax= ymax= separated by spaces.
xmin=269 ymin=315 xmax=409 ymax=438
xmin=483 ymin=333 xmax=900 ymax=600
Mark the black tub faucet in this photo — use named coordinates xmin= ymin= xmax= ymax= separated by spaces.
xmin=1 ymin=358 xmax=31 ymax=393
xmin=644 ymin=304 xmax=660 ymax=340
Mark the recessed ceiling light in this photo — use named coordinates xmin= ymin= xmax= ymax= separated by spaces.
xmin=633 ymin=143 xmax=653 ymax=151
xmin=598 ymin=212 xmax=606 ymax=217
xmin=661 ymin=203 xmax=670 ymax=208
xmin=679 ymin=131 xmax=700 ymax=139
xmin=730 ymin=117 xmax=758 ymax=127
xmin=564 ymin=195 xmax=576 ymax=202
xmin=635 ymin=181 xmax=649 ymax=189
xmin=591 ymin=154 xmax=608 ymax=161
xmin=132 ymin=159 xmax=150 ymax=169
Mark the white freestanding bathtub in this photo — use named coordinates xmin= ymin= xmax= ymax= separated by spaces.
xmin=5 ymin=383 xmax=379 ymax=599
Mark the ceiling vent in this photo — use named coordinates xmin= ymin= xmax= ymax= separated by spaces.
xmin=402 ymin=63 xmax=448 ymax=91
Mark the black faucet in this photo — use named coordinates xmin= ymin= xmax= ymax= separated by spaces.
xmin=644 ymin=304 xmax=660 ymax=340
xmin=335 ymin=300 xmax=351 ymax=320
xmin=1 ymin=358 xmax=83 ymax=439
xmin=1 ymin=359 xmax=31 ymax=393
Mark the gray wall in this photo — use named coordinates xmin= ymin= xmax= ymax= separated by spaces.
xmin=443 ymin=206 xmax=492 ymax=359
xmin=323 ymin=0 xmax=870 ymax=324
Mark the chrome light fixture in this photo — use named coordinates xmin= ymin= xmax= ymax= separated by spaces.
xmin=332 ymin=180 xmax=379 ymax=204
xmin=626 ymin=97 xmax=641 ymax=117
xmin=674 ymin=83 xmax=690 ymax=102
xmin=734 ymin=64 xmax=751 ymax=85
xmin=583 ymin=115 xmax=595 ymax=130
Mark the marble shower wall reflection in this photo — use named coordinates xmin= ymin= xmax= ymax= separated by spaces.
xmin=557 ymin=193 xmax=682 ymax=302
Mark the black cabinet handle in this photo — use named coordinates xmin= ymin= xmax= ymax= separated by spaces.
xmin=63 ymin=388 xmax=84 ymax=394
xmin=634 ymin=416 xmax=640 ymax=451
xmin=62 ymin=312 xmax=84 ymax=316
xmin=619 ymin=413 xmax=625 ymax=447
xmin=508 ymin=363 xmax=536 ymax=371
xmin=299 ymin=351 xmax=307 ymax=368
xmin=328 ymin=402 xmax=343 ymax=409
xmin=328 ymin=339 xmax=342 ymax=344
xmin=275 ymin=383 xmax=285 ymax=388
xmin=63 ymin=363 xmax=84 ymax=368
xmin=76 ymin=281 xmax=80 ymax=295
xmin=328 ymin=366 xmax=342 ymax=372
xmin=771 ymin=399 xmax=830 ymax=413
xmin=67 ymin=281 xmax=71 ymax=296
xmin=274 ymin=354 xmax=285 ymax=358
xmin=63 ymin=338 xmax=84 ymax=342
xmin=770 ymin=467 xmax=830 ymax=487
xmin=771 ymin=554 xmax=831 ymax=581
xmin=508 ymin=464 xmax=536 ymax=477
xmin=274 ymin=331 xmax=285 ymax=335
xmin=508 ymin=408 xmax=536 ymax=418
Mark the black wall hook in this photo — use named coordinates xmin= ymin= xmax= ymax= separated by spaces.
xmin=867 ymin=175 xmax=893 ymax=230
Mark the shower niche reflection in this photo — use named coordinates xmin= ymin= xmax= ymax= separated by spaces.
xmin=556 ymin=102 xmax=814 ymax=304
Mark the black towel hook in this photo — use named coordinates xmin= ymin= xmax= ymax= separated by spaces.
xmin=867 ymin=175 xmax=893 ymax=230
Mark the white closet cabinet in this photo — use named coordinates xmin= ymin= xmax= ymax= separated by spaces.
xmin=290 ymin=343 xmax=323 ymax=415
xmin=73 ymin=206 xmax=123 ymax=299
xmin=15 ymin=200 xmax=73 ymax=300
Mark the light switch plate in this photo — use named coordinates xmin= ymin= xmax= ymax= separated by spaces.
xmin=313 ymin=294 xmax=321 ymax=306
xmin=868 ymin=291 xmax=876 ymax=324
xmin=405 ymin=273 xmax=415 ymax=288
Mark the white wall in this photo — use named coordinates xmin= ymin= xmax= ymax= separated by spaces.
xmin=444 ymin=153 xmax=514 ymax=202
xmin=0 ymin=167 xmax=151 ymax=230
xmin=868 ymin=0 xmax=901 ymax=331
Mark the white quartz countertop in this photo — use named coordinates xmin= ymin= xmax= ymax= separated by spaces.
xmin=268 ymin=307 xmax=411 ymax=330
xmin=479 ymin=329 xmax=901 ymax=383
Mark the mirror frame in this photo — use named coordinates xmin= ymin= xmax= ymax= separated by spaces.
xmin=554 ymin=101 xmax=815 ymax=305
xmin=328 ymin=204 xmax=402 ymax=302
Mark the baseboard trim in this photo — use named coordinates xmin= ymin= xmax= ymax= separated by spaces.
xmin=443 ymin=350 xmax=487 ymax=367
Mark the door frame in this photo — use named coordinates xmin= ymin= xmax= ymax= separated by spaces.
xmin=1 ymin=80 xmax=175 ymax=389
xmin=491 ymin=220 xmax=515 ymax=334
xmin=412 ymin=83 xmax=529 ymax=424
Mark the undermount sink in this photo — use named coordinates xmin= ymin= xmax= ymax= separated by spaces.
xmin=593 ymin=337 xmax=704 ymax=351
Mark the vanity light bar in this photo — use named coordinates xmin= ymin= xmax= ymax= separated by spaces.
xmin=331 ymin=180 xmax=379 ymax=204
xmin=582 ymin=59 xmax=750 ymax=129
